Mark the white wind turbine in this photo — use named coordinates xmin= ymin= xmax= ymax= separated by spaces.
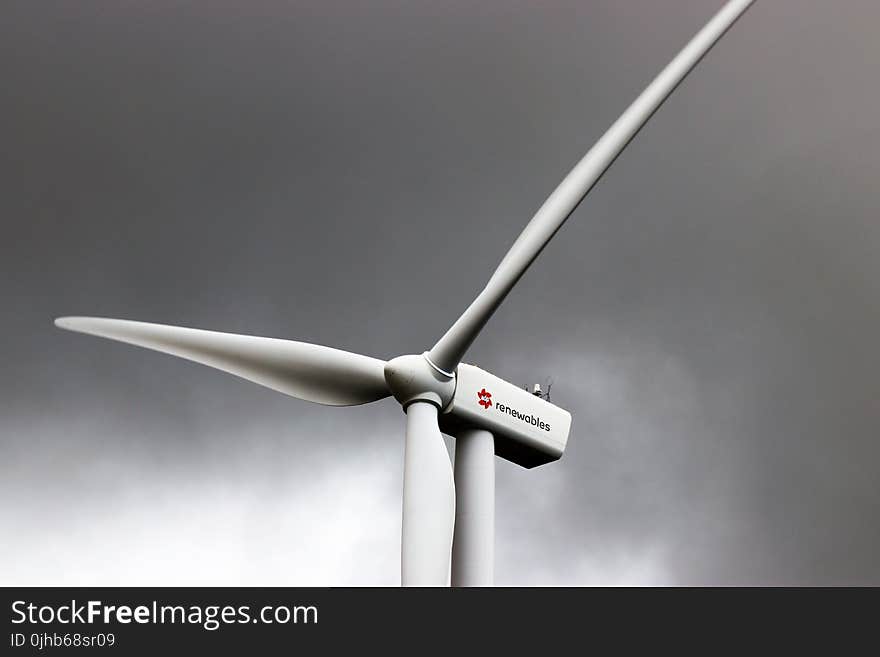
xmin=55 ymin=0 xmax=755 ymax=586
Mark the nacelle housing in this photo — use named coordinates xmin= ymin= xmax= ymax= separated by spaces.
xmin=439 ymin=363 xmax=571 ymax=468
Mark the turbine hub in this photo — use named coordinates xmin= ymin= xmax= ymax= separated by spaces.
xmin=384 ymin=353 xmax=456 ymax=411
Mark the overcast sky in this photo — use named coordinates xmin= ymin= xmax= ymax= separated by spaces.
xmin=2 ymin=1 xmax=879 ymax=585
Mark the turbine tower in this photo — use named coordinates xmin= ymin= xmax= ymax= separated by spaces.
xmin=55 ymin=0 xmax=755 ymax=586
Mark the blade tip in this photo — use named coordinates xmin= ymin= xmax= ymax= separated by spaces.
xmin=54 ymin=316 xmax=88 ymax=331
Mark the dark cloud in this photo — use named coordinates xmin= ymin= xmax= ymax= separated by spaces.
xmin=2 ymin=1 xmax=879 ymax=585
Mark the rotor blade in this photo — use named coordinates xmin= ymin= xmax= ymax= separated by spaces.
xmin=55 ymin=316 xmax=390 ymax=406
xmin=401 ymin=401 xmax=455 ymax=586
xmin=427 ymin=0 xmax=756 ymax=374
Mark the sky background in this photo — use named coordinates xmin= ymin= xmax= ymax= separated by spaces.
xmin=2 ymin=0 xmax=879 ymax=585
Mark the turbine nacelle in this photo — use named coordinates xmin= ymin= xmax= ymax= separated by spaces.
xmin=440 ymin=363 xmax=571 ymax=469
xmin=384 ymin=353 xmax=572 ymax=469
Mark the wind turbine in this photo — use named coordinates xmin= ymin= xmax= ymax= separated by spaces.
xmin=55 ymin=0 xmax=756 ymax=586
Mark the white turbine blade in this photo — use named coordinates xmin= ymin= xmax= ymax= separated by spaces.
xmin=55 ymin=316 xmax=390 ymax=406
xmin=401 ymin=401 xmax=455 ymax=586
xmin=427 ymin=0 xmax=756 ymax=374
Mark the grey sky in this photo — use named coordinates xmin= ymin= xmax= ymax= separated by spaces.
xmin=2 ymin=1 xmax=879 ymax=585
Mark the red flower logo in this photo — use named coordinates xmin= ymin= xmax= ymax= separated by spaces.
xmin=477 ymin=388 xmax=492 ymax=409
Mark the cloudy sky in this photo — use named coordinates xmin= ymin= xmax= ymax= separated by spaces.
xmin=2 ymin=1 xmax=878 ymax=586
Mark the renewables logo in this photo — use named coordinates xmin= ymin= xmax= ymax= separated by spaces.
xmin=477 ymin=388 xmax=493 ymax=409
xmin=477 ymin=387 xmax=551 ymax=432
